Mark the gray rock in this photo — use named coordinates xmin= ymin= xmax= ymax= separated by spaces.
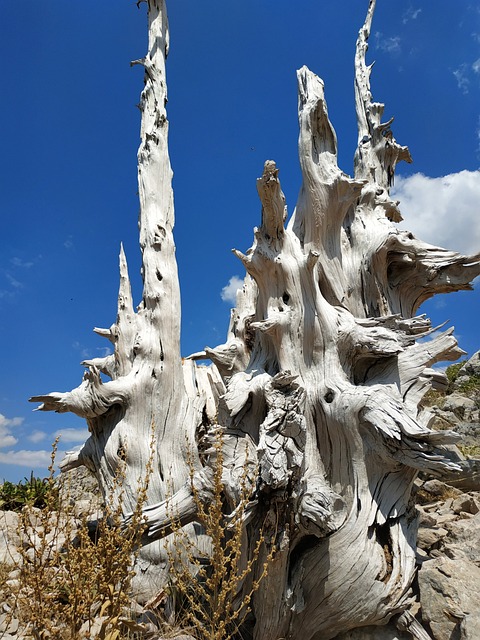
xmin=56 ymin=466 xmax=102 ymax=510
xmin=451 ymin=494 xmax=479 ymax=515
xmin=422 ymin=479 xmax=461 ymax=498
xmin=442 ymin=511 xmax=480 ymax=564
xmin=418 ymin=555 xmax=480 ymax=640
xmin=0 ymin=511 xmax=21 ymax=565
xmin=417 ymin=525 xmax=448 ymax=551
xmin=455 ymin=421 xmax=480 ymax=440
xmin=455 ymin=351 xmax=480 ymax=386
xmin=442 ymin=393 xmax=476 ymax=420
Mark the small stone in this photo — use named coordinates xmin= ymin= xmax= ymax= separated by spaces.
xmin=442 ymin=393 xmax=476 ymax=420
xmin=422 ymin=480 xmax=456 ymax=497
xmin=417 ymin=526 xmax=448 ymax=551
xmin=435 ymin=513 xmax=457 ymax=525
xmin=418 ymin=556 xmax=480 ymax=640
xmin=416 ymin=506 xmax=437 ymax=527
xmin=452 ymin=494 xmax=479 ymax=515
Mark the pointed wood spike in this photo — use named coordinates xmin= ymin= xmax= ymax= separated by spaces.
xmin=93 ymin=327 xmax=115 ymax=342
xmin=354 ymin=0 xmax=411 ymax=189
xmin=297 ymin=66 xmax=338 ymax=169
xmin=114 ymin=243 xmax=137 ymax=377
xmin=232 ymin=248 xmax=257 ymax=277
xmin=117 ymin=243 xmax=134 ymax=319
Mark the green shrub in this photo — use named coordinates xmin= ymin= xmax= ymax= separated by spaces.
xmin=457 ymin=374 xmax=480 ymax=395
xmin=0 ymin=472 xmax=57 ymax=511
xmin=445 ymin=362 xmax=465 ymax=384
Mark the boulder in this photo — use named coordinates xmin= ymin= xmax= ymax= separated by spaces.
xmin=454 ymin=351 xmax=480 ymax=388
xmin=442 ymin=511 xmax=480 ymax=564
xmin=0 ymin=511 xmax=21 ymax=565
xmin=418 ymin=556 xmax=480 ymax=640
xmin=442 ymin=393 xmax=476 ymax=421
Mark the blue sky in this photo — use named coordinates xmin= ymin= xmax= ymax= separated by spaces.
xmin=1 ymin=1 xmax=479 ymax=482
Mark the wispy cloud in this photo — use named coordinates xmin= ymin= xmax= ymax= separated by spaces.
xmin=453 ymin=58 xmax=480 ymax=93
xmin=0 ymin=255 xmax=39 ymax=300
xmin=221 ymin=276 xmax=243 ymax=305
xmin=5 ymin=273 xmax=22 ymax=289
xmin=392 ymin=170 xmax=480 ymax=256
xmin=402 ymin=7 xmax=422 ymax=24
xmin=27 ymin=430 xmax=48 ymax=444
xmin=10 ymin=257 xmax=34 ymax=269
xmin=375 ymin=32 xmax=401 ymax=55
xmin=72 ymin=342 xmax=113 ymax=360
xmin=64 ymin=236 xmax=74 ymax=250
xmin=453 ymin=64 xmax=470 ymax=93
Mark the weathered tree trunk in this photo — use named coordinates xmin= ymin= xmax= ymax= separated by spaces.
xmin=31 ymin=0 xmax=480 ymax=638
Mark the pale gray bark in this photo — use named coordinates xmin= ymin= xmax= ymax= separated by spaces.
xmin=31 ymin=0 xmax=480 ymax=637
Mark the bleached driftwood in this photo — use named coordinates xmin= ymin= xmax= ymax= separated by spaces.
xmin=31 ymin=0 xmax=480 ymax=637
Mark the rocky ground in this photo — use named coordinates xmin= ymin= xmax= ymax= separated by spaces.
xmin=1 ymin=353 xmax=479 ymax=640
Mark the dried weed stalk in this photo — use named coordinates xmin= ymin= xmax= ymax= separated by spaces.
xmin=2 ymin=436 xmax=154 ymax=640
xmin=165 ymin=431 xmax=276 ymax=640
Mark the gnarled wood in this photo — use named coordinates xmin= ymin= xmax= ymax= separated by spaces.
xmin=31 ymin=0 xmax=480 ymax=637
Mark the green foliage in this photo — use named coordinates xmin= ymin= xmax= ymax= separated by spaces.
xmin=421 ymin=388 xmax=445 ymax=408
xmin=445 ymin=361 xmax=465 ymax=384
xmin=457 ymin=374 xmax=480 ymax=395
xmin=458 ymin=444 xmax=480 ymax=458
xmin=0 ymin=472 xmax=58 ymax=511
xmin=423 ymin=362 xmax=480 ymax=404
xmin=444 ymin=361 xmax=480 ymax=395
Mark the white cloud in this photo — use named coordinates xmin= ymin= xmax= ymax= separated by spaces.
xmin=28 ymin=430 xmax=47 ymax=444
xmin=0 ymin=414 xmax=24 ymax=429
xmin=473 ymin=59 xmax=480 ymax=74
xmin=0 ymin=427 xmax=18 ymax=448
xmin=392 ymin=170 xmax=480 ymax=255
xmin=10 ymin=257 xmax=34 ymax=269
xmin=0 ymin=449 xmax=53 ymax=469
xmin=64 ymin=235 xmax=74 ymax=249
xmin=221 ymin=276 xmax=244 ymax=305
xmin=375 ymin=32 xmax=401 ymax=55
xmin=54 ymin=428 xmax=89 ymax=443
xmin=453 ymin=65 xmax=470 ymax=93
xmin=0 ymin=414 xmax=23 ymax=448
xmin=5 ymin=273 xmax=22 ymax=289
xmin=402 ymin=7 xmax=422 ymax=24
xmin=72 ymin=342 xmax=112 ymax=360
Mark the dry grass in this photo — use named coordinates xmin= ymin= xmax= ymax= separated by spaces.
xmin=164 ymin=433 xmax=276 ymax=640
xmin=1 ymin=440 xmax=152 ymax=640
xmin=1 ymin=432 xmax=276 ymax=640
xmin=458 ymin=443 xmax=480 ymax=459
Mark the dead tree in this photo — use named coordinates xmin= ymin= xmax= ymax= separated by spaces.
xmin=31 ymin=1 xmax=480 ymax=638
